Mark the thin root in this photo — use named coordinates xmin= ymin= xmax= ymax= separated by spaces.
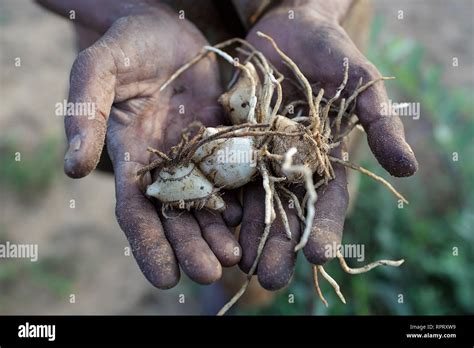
xmin=279 ymin=186 xmax=305 ymax=224
xmin=274 ymin=188 xmax=292 ymax=239
xmin=217 ymin=161 xmax=275 ymax=316
xmin=147 ymin=146 xmax=171 ymax=161
xmin=312 ymin=265 xmax=328 ymax=307
xmin=257 ymin=31 xmax=320 ymax=131
xmin=320 ymin=62 xmax=349 ymax=134
xmin=137 ymin=159 xmax=164 ymax=176
xmin=336 ymin=250 xmax=404 ymax=274
xmin=181 ymin=123 xmax=269 ymax=162
xmin=329 ymin=156 xmax=408 ymax=204
xmin=282 ymin=148 xmax=318 ymax=252
xmin=318 ymin=265 xmax=346 ymax=304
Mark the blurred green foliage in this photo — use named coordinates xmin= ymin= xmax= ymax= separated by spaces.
xmin=0 ymin=230 xmax=74 ymax=312
xmin=0 ymin=257 xmax=73 ymax=302
xmin=240 ymin=16 xmax=474 ymax=315
xmin=0 ymin=135 xmax=61 ymax=198
xmin=0 ymin=236 xmax=74 ymax=312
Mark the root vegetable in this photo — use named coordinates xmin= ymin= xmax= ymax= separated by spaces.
xmin=137 ymin=32 xmax=413 ymax=316
xmin=218 ymin=62 xmax=260 ymax=125
xmin=270 ymin=115 xmax=320 ymax=183
xmin=193 ymin=127 xmax=257 ymax=189
xmin=146 ymin=163 xmax=225 ymax=211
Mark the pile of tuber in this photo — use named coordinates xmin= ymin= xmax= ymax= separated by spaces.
xmin=138 ymin=32 xmax=409 ymax=315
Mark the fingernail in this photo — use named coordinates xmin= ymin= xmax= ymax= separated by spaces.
xmin=64 ymin=135 xmax=82 ymax=174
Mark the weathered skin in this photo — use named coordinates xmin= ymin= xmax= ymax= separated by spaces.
xmin=235 ymin=0 xmax=418 ymax=290
xmin=37 ymin=0 xmax=418 ymax=292
xmin=37 ymin=0 xmax=243 ymax=288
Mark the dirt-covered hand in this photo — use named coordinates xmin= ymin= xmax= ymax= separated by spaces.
xmin=238 ymin=2 xmax=418 ymax=290
xmin=41 ymin=2 xmax=243 ymax=288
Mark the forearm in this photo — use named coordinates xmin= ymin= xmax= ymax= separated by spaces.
xmin=36 ymin=0 xmax=159 ymax=33
xmin=232 ymin=0 xmax=354 ymax=27
xmin=279 ymin=0 xmax=353 ymax=22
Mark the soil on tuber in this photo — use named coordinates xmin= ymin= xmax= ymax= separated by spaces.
xmin=137 ymin=32 xmax=410 ymax=315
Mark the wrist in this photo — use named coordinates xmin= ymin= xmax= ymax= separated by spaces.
xmin=270 ymin=0 xmax=354 ymax=24
xmin=36 ymin=0 xmax=161 ymax=33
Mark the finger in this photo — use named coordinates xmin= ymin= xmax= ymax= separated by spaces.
xmin=239 ymin=180 xmax=266 ymax=274
xmin=309 ymin=34 xmax=419 ymax=178
xmin=64 ymin=41 xmax=116 ymax=178
xmin=257 ymin=193 xmax=301 ymax=290
xmin=293 ymin=25 xmax=418 ymax=178
xmin=159 ymin=209 xmax=222 ymax=285
xmin=194 ymin=209 xmax=241 ymax=267
xmin=114 ymin=161 xmax=180 ymax=289
xmin=303 ymin=156 xmax=349 ymax=265
xmin=353 ymin=63 xmax=418 ymax=177
xmin=221 ymin=190 xmax=243 ymax=227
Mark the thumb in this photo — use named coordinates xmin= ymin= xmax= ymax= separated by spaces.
xmin=352 ymin=63 xmax=418 ymax=177
xmin=63 ymin=41 xmax=116 ymax=178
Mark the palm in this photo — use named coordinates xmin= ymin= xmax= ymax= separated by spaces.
xmin=106 ymin=55 xmax=225 ymax=184
xmin=247 ymin=10 xmax=365 ymax=105
xmin=237 ymin=8 xmax=417 ymax=290
xmin=103 ymin=13 xmax=225 ymax=171
xmin=65 ymin=9 xmax=241 ymax=288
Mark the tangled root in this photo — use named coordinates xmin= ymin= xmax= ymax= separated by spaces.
xmin=312 ymin=251 xmax=404 ymax=307
xmin=140 ymin=32 xmax=409 ymax=315
xmin=217 ymin=159 xmax=275 ymax=316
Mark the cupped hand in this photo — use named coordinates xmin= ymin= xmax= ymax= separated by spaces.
xmin=59 ymin=4 xmax=243 ymax=288
xmin=237 ymin=3 xmax=418 ymax=290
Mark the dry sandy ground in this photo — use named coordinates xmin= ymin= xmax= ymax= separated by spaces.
xmin=0 ymin=0 xmax=472 ymax=314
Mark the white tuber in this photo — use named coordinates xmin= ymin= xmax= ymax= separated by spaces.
xmin=146 ymin=163 xmax=225 ymax=211
xmin=218 ymin=62 xmax=260 ymax=125
xmin=193 ymin=127 xmax=257 ymax=189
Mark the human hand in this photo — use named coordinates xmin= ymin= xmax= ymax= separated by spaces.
xmin=236 ymin=0 xmax=418 ymax=290
xmin=41 ymin=1 xmax=243 ymax=288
